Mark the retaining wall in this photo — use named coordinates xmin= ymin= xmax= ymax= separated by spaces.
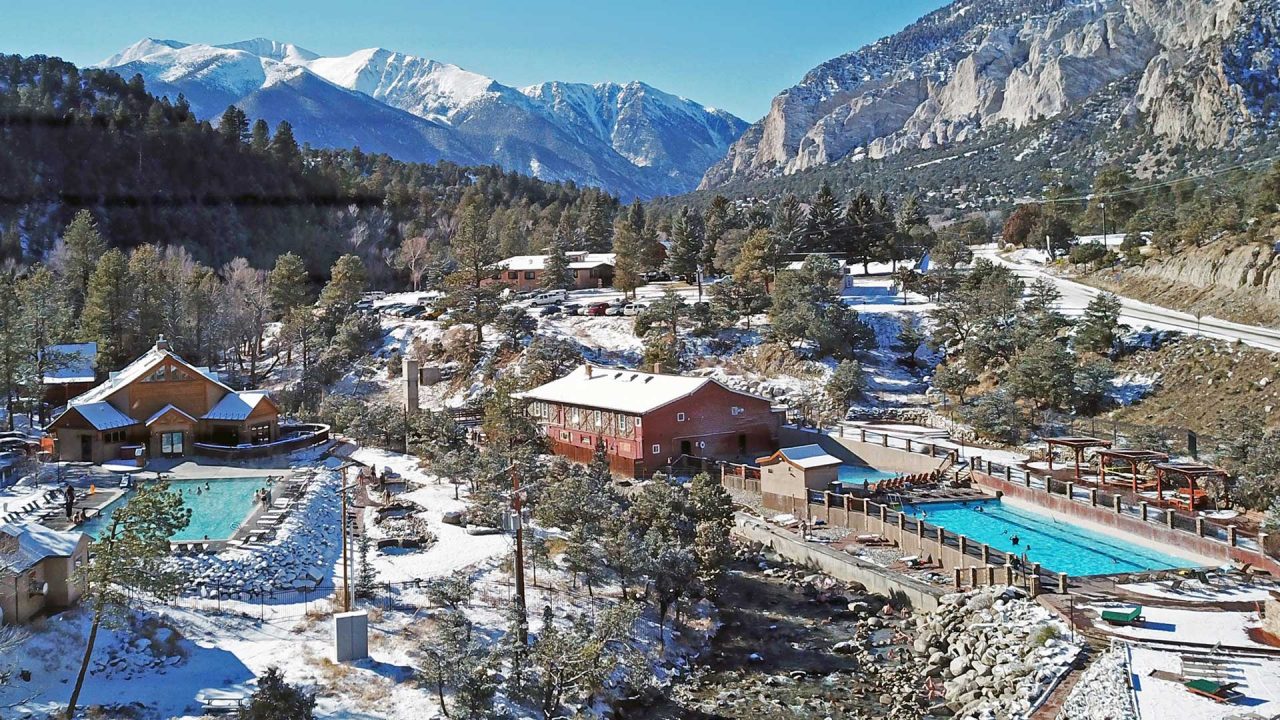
xmin=778 ymin=426 xmax=948 ymax=475
xmin=733 ymin=512 xmax=944 ymax=610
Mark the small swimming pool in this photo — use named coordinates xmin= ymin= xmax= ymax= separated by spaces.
xmin=79 ymin=477 xmax=271 ymax=542
xmin=901 ymin=499 xmax=1199 ymax=576
xmin=837 ymin=465 xmax=898 ymax=486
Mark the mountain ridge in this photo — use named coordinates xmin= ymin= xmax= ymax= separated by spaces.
xmin=98 ymin=38 xmax=748 ymax=199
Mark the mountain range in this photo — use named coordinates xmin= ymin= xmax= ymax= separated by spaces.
xmin=701 ymin=0 xmax=1280 ymax=194
xmin=99 ymin=38 xmax=748 ymax=199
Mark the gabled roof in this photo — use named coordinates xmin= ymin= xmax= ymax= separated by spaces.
xmin=1 ymin=522 xmax=86 ymax=572
xmin=203 ymin=391 xmax=276 ymax=421
xmin=496 ymin=252 xmax=616 ymax=272
xmin=42 ymin=342 xmax=97 ymax=384
xmin=513 ymin=364 xmax=769 ymax=415
xmin=758 ymin=444 xmax=843 ymax=469
xmin=57 ymin=401 xmax=138 ymax=431
xmin=68 ymin=342 xmax=234 ymax=407
xmin=146 ymin=403 xmax=197 ymax=426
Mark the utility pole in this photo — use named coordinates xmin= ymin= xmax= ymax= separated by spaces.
xmin=1045 ymin=234 xmax=1052 ymax=261
xmin=510 ymin=463 xmax=528 ymax=645
xmin=1100 ymin=201 xmax=1107 ymax=246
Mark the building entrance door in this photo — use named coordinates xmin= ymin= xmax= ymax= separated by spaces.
xmin=680 ymin=440 xmax=692 ymax=456
xmin=80 ymin=434 xmax=92 ymax=461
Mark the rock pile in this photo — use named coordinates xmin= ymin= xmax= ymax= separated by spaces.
xmin=1055 ymin=646 xmax=1137 ymax=720
xmin=913 ymin=587 xmax=1080 ymax=719
xmin=168 ymin=468 xmax=342 ymax=599
xmin=89 ymin=622 xmax=184 ymax=681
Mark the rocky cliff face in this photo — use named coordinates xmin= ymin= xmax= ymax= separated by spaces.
xmin=702 ymin=0 xmax=1279 ymax=189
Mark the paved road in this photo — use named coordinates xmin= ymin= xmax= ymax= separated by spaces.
xmin=976 ymin=246 xmax=1280 ymax=353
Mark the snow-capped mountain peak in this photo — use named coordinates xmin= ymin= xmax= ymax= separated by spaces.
xmin=95 ymin=37 xmax=747 ymax=198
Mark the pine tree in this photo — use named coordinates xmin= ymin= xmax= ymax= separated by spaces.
xmin=58 ymin=210 xmax=107 ymax=318
xmin=665 ymin=206 xmax=702 ymax=281
xmin=79 ymin=248 xmax=133 ymax=369
xmin=540 ymin=219 xmax=573 ymax=291
xmin=128 ymin=244 xmax=170 ymax=356
xmin=19 ymin=265 xmax=71 ymax=423
xmin=318 ymin=254 xmax=367 ymax=315
xmin=249 ymin=119 xmax=270 ymax=153
xmin=218 ymin=105 xmax=249 ymax=145
xmin=268 ymin=252 xmax=311 ymax=320
xmin=804 ymin=182 xmax=840 ymax=251
xmin=581 ymin=193 xmax=612 ymax=252
xmin=1075 ymin=292 xmax=1123 ymax=355
xmin=701 ymin=196 xmax=730 ymax=276
xmin=270 ymin=120 xmax=301 ymax=167
xmin=240 ymin=667 xmax=316 ymax=720
xmin=355 ymin=533 xmax=376 ymax=599
xmin=611 ymin=210 xmax=643 ymax=298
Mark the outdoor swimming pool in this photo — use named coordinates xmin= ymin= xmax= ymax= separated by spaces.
xmin=837 ymin=465 xmax=898 ymax=486
xmin=901 ymin=499 xmax=1200 ymax=576
xmin=80 ymin=477 xmax=271 ymax=542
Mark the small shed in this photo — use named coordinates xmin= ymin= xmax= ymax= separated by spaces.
xmin=758 ymin=445 xmax=844 ymax=502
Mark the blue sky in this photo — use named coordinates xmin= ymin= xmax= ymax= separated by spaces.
xmin=4 ymin=0 xmax=949 ymax=120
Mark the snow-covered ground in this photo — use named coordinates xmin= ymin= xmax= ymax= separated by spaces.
xmin=1130 ymin=644 xmax=1280 ymax=719
xmin=1118 ymin=577 xmax=1280 ymax=604
xmin=1088 ymin=605 xmax=1271 ymax=649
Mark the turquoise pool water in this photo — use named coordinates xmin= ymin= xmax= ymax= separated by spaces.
xmin=837 ymin=465 xmax=898 ymax=486
xmin=901 ymin=499 xmax=1198 ymax=576
xmin=79 ymin=477 xmax=270 ymax=542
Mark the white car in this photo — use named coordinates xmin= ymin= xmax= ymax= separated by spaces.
xmin=530 ymin=290 xmax=568 ymax=306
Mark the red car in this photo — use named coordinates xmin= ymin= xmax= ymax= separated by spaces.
xmin=585 ymin=302 xmax=610 ymax=316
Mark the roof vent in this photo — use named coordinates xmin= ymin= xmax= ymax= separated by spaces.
xmin=644 ymin=376 xmax=653 ymax=383
xmin=155 ymin=334 xmax=169 ymax=351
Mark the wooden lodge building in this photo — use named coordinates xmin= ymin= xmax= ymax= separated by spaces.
xmin=492 ymin=252 xmax=616 ymax=291
xmin=45 ymin=337 xmax=280 ymax=464
xmin=515 ymin=364 xmax=782 ymax=477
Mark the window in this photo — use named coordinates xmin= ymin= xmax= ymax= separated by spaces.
xmin=651 ymin=444 xmax=661 ymax=455
xmin=250 ymin=423 xmax=271 ymax=444
xmin=634 ymin=417 xmax=642 ymax=427
xmin=594 ymin=410 xmax=602 ymax=426
xmin=559 ymin=430 xmax=570 ymax=441
xmin=731 ymin=406 xmax=743 ymax=416
xmin=524 ymin=271 xmax=535 ymax=280
xmin=145 ymin=366 xmax=167 ymax=382
xmin=617 ymin=415 xmax=627 ymax=431
xmin=572 ymin=408 xmax=580 ymax=424
xmin=676 ymin=412 xmax=686 ymax=422
xmin=507 ymin=271 xmax=518 ymax=280
xmin=160 ymin=431 xmax=184 ymax=456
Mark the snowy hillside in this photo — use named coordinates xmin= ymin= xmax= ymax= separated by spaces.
xmin=97 ymin=38 xmax=747 ymax=198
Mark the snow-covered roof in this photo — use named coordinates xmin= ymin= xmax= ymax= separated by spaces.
xmin=514 ymin=364 xmax=763 ymax=415
xmin=1 ymin=522 xmax=86 ymax=572
xmin=62 ymin=401 xmax=139 ymax=431
xmin=496 ymin=252 xmax=615 ymax=272
xmin=760 ymin=445 xmax=843 ymax=469
xmin=145 ymin=403 xmax=197 ymax=426
xmin=42 ymin=342 xmax=97 ymax=384
xmin=68 ymin=340 xmax=234 ymax=407
xmin=203 ymin=391 xmax=273 ymax=421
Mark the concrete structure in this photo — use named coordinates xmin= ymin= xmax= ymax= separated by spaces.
xmin=0 ymin=523 xmax=89 ymax=625
xmin=403 ymin=357 xmax=420 ymax=415
xmin=515 ymin=364 xmax=782 ymax=477
xmin=334 ymin=610 xmax=369 ymax=662
xmin=492 ymin=252 xmax=615 ymax=291
xmin=758 ymin=444 xmax=842 ymax=508
xmin=46 ymin=337 xmax=280 ymax=464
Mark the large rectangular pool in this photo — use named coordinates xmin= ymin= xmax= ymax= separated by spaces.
xmin=80 ymin=477 xmax=271 ymax=542
xmin=901 ymin=499 xmax=1199 ymax=576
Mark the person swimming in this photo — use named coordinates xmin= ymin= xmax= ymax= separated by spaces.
xmin=975 ymin=505 xmax=985 ymax=513
xmin=1010 ymin=534 xmax=1019 ymax=545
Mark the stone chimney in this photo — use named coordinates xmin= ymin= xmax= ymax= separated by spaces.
xmin=652 ymin=362 xmax=663 ymax=374
xmin=403 ymin=357 xmax=420 ymax=415
xmin=155 ymin=335 xmax=170 ymax=351
xmin=585 ymin=365 xmax=593 ymax=379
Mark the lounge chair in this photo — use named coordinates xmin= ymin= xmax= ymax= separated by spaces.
xmin=1166 ymin=579 xmax=1184 ymax=593
xmin=1101 ymin=606 xmax=1145 ymax=626
xmin=1183 ymin=679 xmax=1241 ymax=703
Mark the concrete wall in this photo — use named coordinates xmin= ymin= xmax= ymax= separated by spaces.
xmin=973 ymin=470 xmax=1279 ymax=574
xmin=778 ymin=426 xmax=948 ymax=475
xmin=733 ymin=513 xmax=944 ymax=610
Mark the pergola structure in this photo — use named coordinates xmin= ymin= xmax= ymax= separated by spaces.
xmin=1097 ymin=449 xmax=1169 ymax=493
xmin=1044 ymin=436 xmax=1113 ymax=481
xmin=1152 ymin=462 xmax=1229 ymax=509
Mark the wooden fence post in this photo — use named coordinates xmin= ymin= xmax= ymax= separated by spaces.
xmin=1228 ymin=525 xmax=1237 ymax=546
xmin=1058 ymin=573 xmax=1069 ymax=594
xmin=1140 ymin=502 xmax=1149 ymax=522
xmin=1089 ymin=488 xmax=1098 ymax=506
xmin=1113 ymin=495 xmax=1122 ymax=513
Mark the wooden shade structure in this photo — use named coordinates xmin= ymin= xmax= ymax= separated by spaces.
xmin=1045 ymin=436 xmax=1113 ymax=481
xmin=1152 ymin=461 xmax=1229 ymax=508
xmin=1096 ymin=449 xmax=1169 ymax=492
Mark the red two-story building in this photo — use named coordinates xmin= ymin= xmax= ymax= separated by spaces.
xmin=514 ymin=364 xmax=782 ymax=477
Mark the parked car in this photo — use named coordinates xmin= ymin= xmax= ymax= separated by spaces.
xmin=539 ymin=304 xmax=561 ymax=316
xmin=402 ymin=305 xmax=427 ymax=318
xmin=530 ymin=290 xmax=568 ymax=306
xmin=644 ymin=270 xmax=671 ymax=282
xmin=605 ymin=302 xmax=629 ymax=316
xmin=562 ymin=303 xmax=583 ymax=316
xmin=622 ymin=302 xmax=646 ymax=316
xmin=585 ymin=302 xmax=610 ymax=316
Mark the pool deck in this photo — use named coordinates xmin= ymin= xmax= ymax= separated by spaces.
xmin=41 ymin=487 xmax=126 ymax=532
